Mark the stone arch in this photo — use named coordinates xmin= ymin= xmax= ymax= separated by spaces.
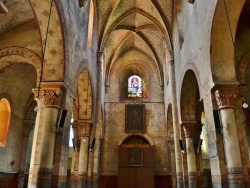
xmin=0 ymin=47 xmax=42 ymax=87
xmin=210 ymin=0 xmax=245 ymax=81
xmin=237 ymin=52 xmax=250 ymax=84
xmin=181 ymin=60 xmax=201 ymax=89
xmin=75 ymin=67 xmax=93 ymax=121
xmin=180 ymin=69 xmax=200 ymax=122
xmin=118 ymin=134 xmax=155 ymax=147
xmin=117 ymin=62 xmax=151 ymax=101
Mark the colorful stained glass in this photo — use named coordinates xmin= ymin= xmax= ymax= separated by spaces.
xmin=128 ymin=75 xmax=142 ymax=98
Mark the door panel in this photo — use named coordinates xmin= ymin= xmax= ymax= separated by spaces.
xmin=118 ymin=147 xmax=154 ymax=188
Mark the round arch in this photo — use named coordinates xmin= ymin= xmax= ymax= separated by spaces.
xmin=180 ymin=69 xmax=200 ymax=122
xmin=210 ymin=0 xmax=245 ymax=81
xmin=0 ymin=47 xmax=42 ymax=87
xmin=118 ymin=134 xmax=155 ymax=147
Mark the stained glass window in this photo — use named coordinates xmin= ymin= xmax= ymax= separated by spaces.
xmin=128 ymin=75 xmax=142 ymax=98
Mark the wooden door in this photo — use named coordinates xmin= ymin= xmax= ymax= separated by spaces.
xmin=118 ymin=147 xmax=154 ymax=188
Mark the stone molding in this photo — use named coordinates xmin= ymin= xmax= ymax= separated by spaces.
xmin=188 ymin=172 xmax=197 ymax=180
xmin=227 ymin=167 xmax=243 ymax=174
xmin=38 ymin=168 xmax=53 ymax=175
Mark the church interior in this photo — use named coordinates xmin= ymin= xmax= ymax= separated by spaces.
xmin=1 ymin=0 xmax=250 ymax=187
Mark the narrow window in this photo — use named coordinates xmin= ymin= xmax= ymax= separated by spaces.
xmin=128 ymin=75 xmax=142 ymax=98
xmin=0 ymin=98 xmax=11 ymax=147
xmin=88 ymin=0 xmax=94 ymax=46
xmin=69 ymin=117 xmax=74 ymax=147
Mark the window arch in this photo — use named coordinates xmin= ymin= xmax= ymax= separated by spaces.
xmin=128 ymin=75 xmax=142 ymax=98
xmin=0 ymin=98 xmax=11 ymax=147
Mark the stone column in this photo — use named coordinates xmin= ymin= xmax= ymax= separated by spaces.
xmin=90 ymin=51 xmax=104 ymax=188
xmin=28 ymin=82 xmax=64 ymax=187
xmin=182 ymin=121 xmax=198 ymax=188
xmin=18 ymin=119 xmax=33 ymax=187
xmin=75 ymin=120 xmax=92 ymax=187
xmin=70 ymin=123 xmax=80 ymax=187
xmin=168 ymin=139 xmax=176 ymax=188
xmin=215 ymin=87 xmax=244 ymax=187
xmin=195 ymin=123 xmax=204 ymax=188
xmin=169 ymin=51 xmax=183 ymax=188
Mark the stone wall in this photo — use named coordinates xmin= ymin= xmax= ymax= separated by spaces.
xmin=0 ymin=64 xmax=36 ymax=172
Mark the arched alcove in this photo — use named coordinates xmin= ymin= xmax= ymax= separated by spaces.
xmin=180 ymin=69 xmax=200 ymax=122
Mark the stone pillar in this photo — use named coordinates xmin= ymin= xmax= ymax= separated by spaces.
xmin=89 ymin=51 xmax=104 ymax=188
xmin=215 ymin=87 xmax=244 ymax=187
xmin=18 ymin=119 xmax=33 ymax=187
xmin=70 ymin=123 xmax=80 ymax=187
xmin=28 ymin=82 xmax=64 ymax=188
xmin=168 ymin=139 xmax=176 ymax=188
xmin=235 ymin=92 xmax=250 ymax=187
xmin=180 ymin=127 xmax=188 ymax=188
xmin=169 ymin=51 xmax=183 ymax=188
xmin=182 ymin=121 xmax=198 ymax=188
xmin=195 ymin=123 xmax=204 ymax=188
xmin=73 ymin=120 xmax=92 ymax=187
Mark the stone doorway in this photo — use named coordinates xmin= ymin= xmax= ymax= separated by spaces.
xmin=118 ymin=135 xmax=154 ymax=188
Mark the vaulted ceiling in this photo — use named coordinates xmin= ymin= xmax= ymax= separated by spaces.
xmin=97 ymin=0 xmax=173 ymax=85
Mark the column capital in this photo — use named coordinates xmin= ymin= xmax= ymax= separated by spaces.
xmin=181 ymin=121 xmax=196 ymax=138
xmin=72 ymin=120 xmax=93 ymax=137
xmin=32 ymin=82 xmax=65 ymax=108
xmin=211 ymin=82 xmax=239 ymax=109
xmin=214 ymin=88 xmax=237 ymax=109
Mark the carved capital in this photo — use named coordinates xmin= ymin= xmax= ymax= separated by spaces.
xmin=215 ymin=88 xmax=237 ymax=109
xmin=43 ymin=90 xmax=62 ymax=108
xmin=72 ymin=120 xmax=93 ymax=138
xmin=32 ymin=82 xmax=65 ymax=108
xmin=181 ymin=121 xmax=196 ymax=138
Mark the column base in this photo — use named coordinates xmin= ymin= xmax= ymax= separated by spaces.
xmin=28 ymin=168 xmax=53 ymax=188
xmin=176 ymin=172 xmax=184 ymax=188
xmin=18 ymin=171 xmax=25 ymax=188
xmin=188 ymin=172 xmax=198 ymax=188
xmin=51 ymin=175 xmax=67 ymax=188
